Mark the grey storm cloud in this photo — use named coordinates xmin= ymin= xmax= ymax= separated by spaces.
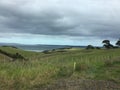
xmin=0 ymin=0 xmax=120 ymax=39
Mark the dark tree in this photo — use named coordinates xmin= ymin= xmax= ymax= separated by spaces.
xmin=96 ymin=47 xmax=101 ymax=49
xmin=116 ymin=39 xmax=120 ymax=47
xmin=102 ymin=40 xmax=114 ymax=49
xmin=102 ymin=40 xmax=110 ymax=44
xmin=86 ymin=45 xmax=95 ymax=49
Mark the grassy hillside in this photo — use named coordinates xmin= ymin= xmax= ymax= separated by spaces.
xmin=0 ymin=46 xmax=40 ymax=58
xmin=0 ymin=46 xmax=120 ymax=90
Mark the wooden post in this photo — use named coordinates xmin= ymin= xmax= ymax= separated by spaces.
xmin=74 ymin=62 xmax=76 ymax=71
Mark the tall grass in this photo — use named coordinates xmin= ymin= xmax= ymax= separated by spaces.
xmin=0 ymin=47 xmax=120 ymax=89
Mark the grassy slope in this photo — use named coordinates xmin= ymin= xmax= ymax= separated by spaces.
xmin=0 ymin=53 xmax=12 ymax=61
xmin=0 ymin=46 xmax=42 ymax=60
xmin=0 ymin=46 xmax=120 ymax=89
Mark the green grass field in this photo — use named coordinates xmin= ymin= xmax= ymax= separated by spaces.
xmin=0 ymin=46 xmax=120 ymax=90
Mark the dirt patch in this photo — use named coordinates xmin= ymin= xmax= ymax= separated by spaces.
xmin=34 ymin=79 xmax=120 ymax=90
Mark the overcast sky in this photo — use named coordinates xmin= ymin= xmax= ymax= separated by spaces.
xmin=0 ymin=0 xmax=120 ymax=46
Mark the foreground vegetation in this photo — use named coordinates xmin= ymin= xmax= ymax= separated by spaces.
xmin=0 ymin=46 xmax=120 ymax=90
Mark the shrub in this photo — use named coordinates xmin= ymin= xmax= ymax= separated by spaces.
xmin=57 ymin=66 xmax=73 ymax=78
xmin=75 ymin=63 xmax=89 ymax=72
xmin=42 ymin=50 xmax=50 ymax=54
xmin=86 ymin=45 xmax=95 ymax=49
xmin=104 ymin=60 xmax=113 ymax=67
xmin=96 ymin=47 xmax=101 ymax=49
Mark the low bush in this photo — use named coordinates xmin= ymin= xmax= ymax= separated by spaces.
xmin=57 ymin=66 xmax=73 ymax=78
xmin=75 ymin=63 xmax=89 ymax=72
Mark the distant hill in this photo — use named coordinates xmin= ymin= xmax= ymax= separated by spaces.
xmin=0 ymin=42 xmax=86 ymax=52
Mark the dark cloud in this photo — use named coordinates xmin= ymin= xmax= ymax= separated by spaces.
xmin=0 ymin=0 xmax=120 ymax=40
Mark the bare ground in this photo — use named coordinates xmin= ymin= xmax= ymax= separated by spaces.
xmin=34 ymin=79 xmax=120 ymax=90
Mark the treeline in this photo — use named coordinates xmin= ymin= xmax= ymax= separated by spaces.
xmin=86 ymin=39 xmax=120 ymax=49
xmin=102 ymin=39 xmax=120 ymax=49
